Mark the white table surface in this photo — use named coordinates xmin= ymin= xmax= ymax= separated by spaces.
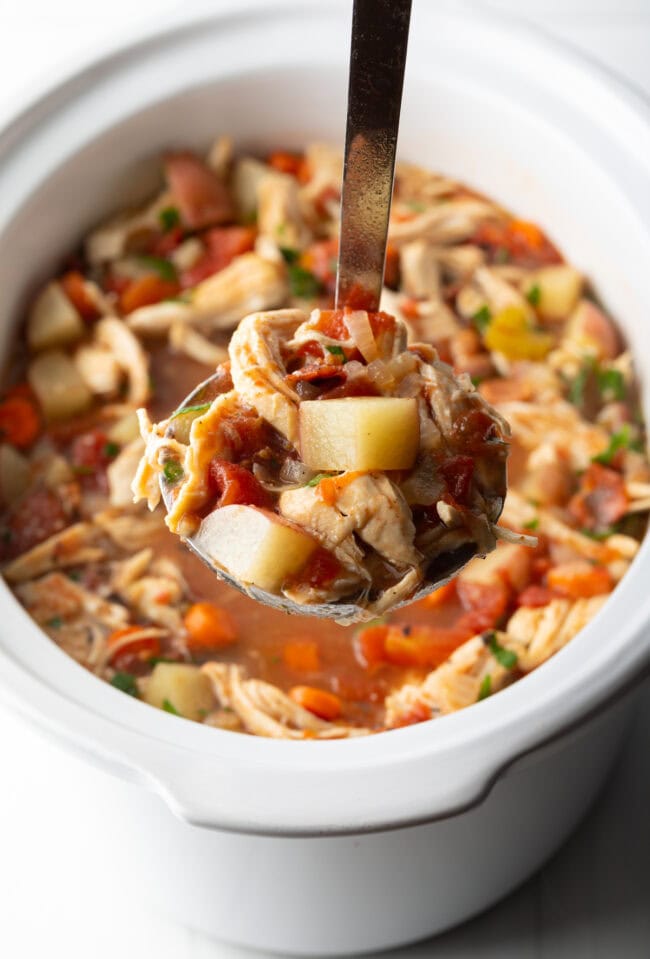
xmin=1 ymin=1 xmax=649 ymax=956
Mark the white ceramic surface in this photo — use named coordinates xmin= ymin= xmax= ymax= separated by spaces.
xmin=0 ymin=3 xmax=649 ymax=953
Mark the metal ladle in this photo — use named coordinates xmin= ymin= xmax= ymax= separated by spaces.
xmin=161 ymin=0 xmax=478 ymax=621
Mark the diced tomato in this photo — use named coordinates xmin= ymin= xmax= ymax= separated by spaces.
xmin=456 ymin=579 xmax=510 ymax=634
xmin=102 ymin=272 xmax=130 ymax=297
xmin=343 ymin=283 xmax=379 ymax=311
xmin=69 ymin=428 xmax=114 ymax=492
xmin=547 ymin=561 xmax=614 ymax=600
xmin=313 ymin=309 xmax=349 ymax=340
xmin=120 ymin=274 xmax=180 ymax=314
xmin=313 ymin=185 xmax=340 ymax=217
xmin=388 ymin=700 xmax=432 ymax=728
xmin=164 ymin=152 xmax=234 ymax=229
xmin=0 ymin=488 xmax=68 ymax=561
xmin=266 ymin=150 xmax=309 ymax=180
xmin=151 ymin=226 xmax=185 ymax=257
xmin=0 ymin=395 xmax=40 ymax=449
xmin=568 ymin=463 xmax=628 ymax=531
xmin=451 ymin=408 xmax=501 ymax=454
xmin=354 ymin=624 xmax=389 ymax=670
xmin=516 ymin=584 xmax=557 ymax=608
xmin=471 ymin=219 xmax=562 ymax=267
xmin=384 ymin=625 xmax=468 ymax=668
xmin=207 ymin=458 xmax=273 ymax=509
xmin=283 ymin=640 xmax=321 ymax=672
xmin=440 ymin=455 xmax=475 ymax=505
xmin=289 ymin=685 xmax=342 ymax=721
xmin=180 ymin=226 xmax=257 ymax=288
xmin=300 ymin=238 xmax=338 ymax=295
xmin=107 ymin=626 xmax=161 ymax=671
xmin=400 ymin=297 xmax=420 ymax=321
xmin=286 ymin=364 xmax=346 ymax=387
xmin=60 ymin=271 xmax=98 ymax=321
xmin=293 ymin=547 xmax=342 ymax=589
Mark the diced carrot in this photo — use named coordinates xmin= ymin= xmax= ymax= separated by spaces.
xmin=415 ymin=579 xmax=457 ymax=610
xmin=354 ymin=624 xmax=389 ymax=670
xmin=508 ymin=219 xmax=545 ymax=250
xmin=283 ymin=640 xmax=320 ymax=673
xmin=267 ymin=150 xmax=305 ymax=178
xmin=289 ymin=685 xmax=342 ymax=721
xmin=384 ymin=625 xmax=468 ymax=668
xmin=164 ymin=152 xmax=234 ymax=229
xmin=0 ymin=396 xmax=40 ymax=449
xmin=107 ymin=626 xmax=161 ymax=669
xmin=547 ymin=562 xmax=614 ymax=600
xmin=60 ymin=271 xmax=98 ymax=321
xmin=317 ymin=471 xmax=363 ymax=506
xmin=119 ymin=274 xmax=180 ymax=314
xmin=183 ymin=601 xmax=238 ymax=651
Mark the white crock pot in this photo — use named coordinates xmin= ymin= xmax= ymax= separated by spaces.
xmin=1 ymin=2 xmax=650 ymax=954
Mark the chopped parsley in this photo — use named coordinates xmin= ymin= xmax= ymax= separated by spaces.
xmin=158 ymin=206 xmax=181 ymax=232
xmin=288 ymin=264 xmax=322 ymax=298
xmin=478 ymin=674 xmax=492 ymax=701
xmin=581 ymin=526 xmax=616 ymax=541
xmin=326 ymin=345 xmax=347 ymax=362
xmin=46 ymin=616 xmax=63 ymax=629
xmin=279 ymin=246 xmax=300 ymax=265
xmin=110 ymin=672 xmax=139 ymax=697
xmin=471 ymin=305 xmax=492 ymax=333
xmin=567 ymin=360 xmax=594 ymax=407
xmin=597 ymin=368 xmax=625 ymax=402
xmin=103 ymin=442 xmax=120 ymax=459
xmin=305 ymin=473 xmax=331 ymax=487
xmin=171 ymin=402 xmax=211 ymax=419
xmin=484 ymin=631 xmax=518 ymax=669
xmin=526 ymin=283 xmax=541 ymax=307
xmin=163 ymin=459 xmax=184 ymax=484
xmin=162 ymin=698 xmax=180 ymax=716
xmin=67 ymin=570 xmax=81 ymax=582
xmin=136 ymin=255 xmax=178 ymax=282
xmin=523 ymin=517 xmax=539 ymax=531
xmin=592 ymin=424 xmax=642 ymax=466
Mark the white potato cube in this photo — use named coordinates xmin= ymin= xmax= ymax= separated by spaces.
xmin=143 ymin=663 xmax=215 ymax=721
xmin=299 ymin=397 xmax=419 ymax=472
xmin=28 ymin=282 xmax=85 ymax=352
xmin=28 ymin=350 xmax=92 ymax=420
xmin=524 ymin=265 xmax=583 ymax=321
xmin=194 ymin=505 xmax=318 ymax=593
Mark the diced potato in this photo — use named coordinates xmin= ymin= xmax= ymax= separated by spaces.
xmin=28 ymin=350 xmax=92 ymax=420
xmin=460 ymin=542 xmax=532 ymax=593
xmin=299 ymin=397 xmax=419 ymax=472
xmin=27 ymin=282 xmax=85 ymax=352
xmin=75 ymin=344 xmax=122 ymax=396
xmin=143 ymin=663 xmax=215 ymax=721
xmin=523 ymin=265 xmax=583 ymax=321
xmin=106 ymin=410 xmax=141 ymax=445
xmin=231 ymin=157 xmax=270 ymax=220
xmin=0 ymin=444 xmax=30 ymax=506
xmin=194 ymin=505 xmax=318 ymax=593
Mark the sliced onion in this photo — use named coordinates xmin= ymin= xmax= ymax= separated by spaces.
xmin=280 ymin=458 xmax=315 ymax=486
xmin=345 ymin=310 xmax=379 ymax=363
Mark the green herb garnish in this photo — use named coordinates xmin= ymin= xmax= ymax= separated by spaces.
xmin=472 ymin=305 xmax=492 ymax=333
xmin=163 ymin=460 xmax=184 ymax=484
xmin=110 ymin=672 xmax=139 ymax=697
xmin=597 ymin=368 xmax=625 ymax=402
xmin=523 ymin=517 xmax=539 ymax=531
xmin=526 ymin=284 xmax=541 ymax=307
xmin=581 ymin=526 xmax=616 ymax=541
xmin=46 ymin=616 xmax=63 ymax=629
xmin=305 ymin=473 xmax=331 ymax=487
xmin=136 ymin=256 xmax=178 ymax=282
xmin=484 ymin=631 xmax=518 ymax=669
xmin=162 ymin=698 xmax=180 ymax=716
xmin=326 ymin=345 xmax=347 ymax=362
xmin=171 ymin=402 xmax=211 ymax=419
xmin=567 ymin=362 xmax=592 ymax=407
xmin=478 ymin=674 xmax=492 ymax=701
xmin=592 ymin=424 xmax=641 ymax=465
xmin=104 ymin=442 xmax=120 ymax=459
xmin=279 ymin=246 xmax=300 ymax=265
xmin=288 ymin=264 xmax=322 ymax=298
xmin=158 ymin=206 xmax=181 ymax=232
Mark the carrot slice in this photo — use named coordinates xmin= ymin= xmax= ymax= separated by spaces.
xmin=547 ymin=562 xmax=614 ymax=600
xmin=289 ymin=685 xmax=342 ymax=721
xmin=107 ymin=626 xmax=161 ymax=669
xmin=0 ymin=396 xmax=40 ymax=449
xmin=283 ymin=640 xmax=320 ymax=673
xmin=183 ymin=602 xmax=238 ymax=651
xmin=267 ymin=150 xmax=305 ymax=178
xmin=60 ymin=271 xmax=98 ymax=321
xmin=384 ymin=625 xmax=468 ymax=668
xmin=120 ymin=274 xmax=180 ymax=314
xmin=354 ymin=624 xmax=389 ymax=670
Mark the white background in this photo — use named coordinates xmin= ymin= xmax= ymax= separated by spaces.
xmin=1 ymin=1 xmax=649 ymax=956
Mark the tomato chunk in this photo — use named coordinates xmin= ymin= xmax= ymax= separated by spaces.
xmin=107 ymin=626 xmax=161 ymax=671
xmin=60 ymin=271 xmax=98 ymax=321
xmin=164 ymin=152 xmax=234 ymax=229
xmin=0 ymin=488 xmax=68 ymax=561
xmin=547 ymin=561 xmax=614 ymax=600
xmin=568 ymin=463 xmax=628 ymax=531
xmin=207 ymin=458 xmax=273 ymax=508
xmin=0 ymin=395 xmax=40 ymax=449
xmin=120 ymin=274 xmax=180 ymax=314
xmin=440 ymin=455 xmax=475 ymax=505
xmin=456 ymin=579 xmax=510 ymax=634
xmin=181 ymin=226 xmax=257 ymax=287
